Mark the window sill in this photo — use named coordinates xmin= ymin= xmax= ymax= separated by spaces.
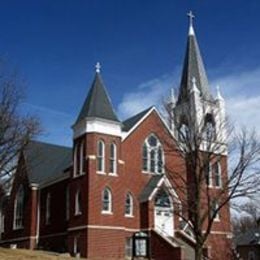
xmin=74 ymin=212 xmax=82 ymax=216
xmin=142 ymin=171 xmax=164 ymax=175
xmin=13 ymin=226 xmax=24 ymax=231
xmin=97 ymin=171 xmax=106 ymax=175
xmin=108 ymin=172 xmax=118 ymax=177
xmin=73 ymin=172 xmax=85 ymax=179
xmin=101 ymin=211 xmax=113 ymax=215
xmin=207 ymin=185 xmax=222 ymax=190
xmin=125 ymin=214 xmax=134 ymax=218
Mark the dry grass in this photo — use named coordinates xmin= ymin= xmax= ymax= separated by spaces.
xmin=0 ymin=247 xmax=80 ymax=259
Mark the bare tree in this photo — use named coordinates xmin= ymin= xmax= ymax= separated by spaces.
xmin=163 ymin=103 xmax=260 ymax=260
xmin=232 ymin=201 xmax=260 ymax=235
xmin=0 ymin=64 xmax=41 ymax=186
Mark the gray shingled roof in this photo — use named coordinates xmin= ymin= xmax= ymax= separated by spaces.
xmin=75 ymin=72 xmax=119 ymax=124
xmin=123 ymin=107 xmax=153 ymax=132
xmin=139 ymin=175 xmax=163 ymax=202
xmin=177 ymin=26 xmax=213 ymax=104
xmin=235 ymin=227 xmax=260 ymax=246
xmin=24 ymin=141 xmax=72 ymax=186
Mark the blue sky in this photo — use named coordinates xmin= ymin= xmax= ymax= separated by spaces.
xmin=0 ymin=1 xmax=260 ymax=146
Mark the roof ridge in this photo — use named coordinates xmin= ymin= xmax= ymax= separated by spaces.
xmin=123 ymin=106 xmax=154 ymax=122
xmin=29 ymin=140 xmax=72 ymax=150
xmin=122 ymin=106 xmax=154 ymax=132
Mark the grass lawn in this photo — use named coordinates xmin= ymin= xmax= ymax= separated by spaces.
xmin=0 ymin=247 xmax=80 ymax=259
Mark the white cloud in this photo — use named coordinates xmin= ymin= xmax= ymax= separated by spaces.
xmin=226 ymin=95 xmax=260 ymax=132
xmin=210 ymin=67 xmax=260 ymax=97
xmin=117 ymin=66 xmax=260 ymax=133
xmin=212 ymin=66 xmax=260 ymax=133
xmin=117 ymin=71 xmax=179 ymax=119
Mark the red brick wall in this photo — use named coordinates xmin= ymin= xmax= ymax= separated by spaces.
xmin=87 ymin=228 xmax=126 ymax=259
xmin=39 ymin=179 xmax=69 ymax=252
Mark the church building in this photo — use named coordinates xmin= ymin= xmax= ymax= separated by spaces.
xmin=0 ymin=14 xmax=232 ymax=259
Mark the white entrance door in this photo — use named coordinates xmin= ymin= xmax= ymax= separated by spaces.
xmin=154 ymin=190 xmax=174 ymax=237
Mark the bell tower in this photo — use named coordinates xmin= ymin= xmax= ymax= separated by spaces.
xmin=169 ymin=12 xmax=226 ymax=151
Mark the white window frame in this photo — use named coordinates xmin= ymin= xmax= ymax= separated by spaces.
xmin=75 ymin=189 xmax=82 ymax=216
xmin=102 ymin=187 xmax=112 ymax=214
xmin=73 ymin=235 xmax=81 ymax=257
xmin=214 ymin=162 xmax=222 ymax=188
xmin=207 ymin=163 xmax=213 ymax=187
xmin=109 ymin=143 xmax=117 ymax=175
xmin=142 ymin=134 xmax=164 ymax=174
xmin=125 ymin=193 xmax=134 ymax=217
xmin=46 ymin=193 xmax=51 ymax=225
xmin=211 ymin=201 xmax=220 ymax=222
xmin=79 ymin=141 xmax=85 ymax=175
xmin=97 ymin=140 xmax=105 ymax=173
xmin=178 ymin=123 xmax=189 ymax=142
xmin=13 ymin=186 xmax=24 ymax=230
xmin=73 ymin=143 xmax=78 ymax=176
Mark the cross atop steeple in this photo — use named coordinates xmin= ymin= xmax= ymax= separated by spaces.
xmin=187 ymin=11 xmax=195 ymax=36
xmin=187 ymin=11 xmax=195 ymax=26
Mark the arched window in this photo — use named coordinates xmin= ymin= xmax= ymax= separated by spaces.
xmin=46 ymin=193 xmax=51 ymax=225
xmin=125 ymin=193 xmax=133 ymax=217
xmin=97 ymin=140 xmax=105 ymax=173
xmin=211 ymin=200 xmax=220 ymax=221
xmin=203 ymin=113 xmax=216 ymax=140
xmin=213 ymin=162 xmax=222 ymax=187
xmin=206 ymin=163 xmax=212 ymax=187
xmin=155 ymin=190 xmax=171 ymax=208
xmin=109 ymin=143 xmax=117 ymax=174
xmin=73 ymin=143 xmax=78 ymax=176
xmin=142 ymin=144 xmax=148 ymax=171
xmin=102 ymin=187 xmax=112 ymax=213
xmin=14 ymin=186 xmax=24 ymax=229
xmin=79 ymin=141 xmax=85 ymax=175
xmin=142 ymin=135 xmax=164 ymax=174
xmin=178 ymin=123 xmax=189 ymax=142
xmin=75 ymin=189 xmax=82 ymax=215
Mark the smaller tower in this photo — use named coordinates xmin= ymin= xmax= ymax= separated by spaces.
xmin=73 ymin=63 xmax=121 ymax=139
xmin=72 ymin=63 xmax=121 ymax=178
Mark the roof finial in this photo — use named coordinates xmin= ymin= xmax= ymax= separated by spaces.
xmin=170 ymin=88 xmax=175 ymax=104
xmin=216 ymin=85 xmax=224 ymax=100
xmin=190 ymin=76 xmax=200 ymax=94
xmin=187 ymin=11 xmax=195 ymax=36
xmin=95 ymin=62 xmax=101 ymax=73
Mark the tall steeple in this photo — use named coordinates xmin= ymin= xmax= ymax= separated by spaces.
xmin=177 ymin=11 xmax=212 ymax=104
xmin=75 ymin=63 xmax=119 ymax=125
xmin=171 ymin=12 xmax=226 ymax=150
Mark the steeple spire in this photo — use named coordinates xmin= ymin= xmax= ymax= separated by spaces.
xmin=177 ymin=12 xmax=212 ymax=104
xmin=75 ymin=63 xmax=119 ymax=124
